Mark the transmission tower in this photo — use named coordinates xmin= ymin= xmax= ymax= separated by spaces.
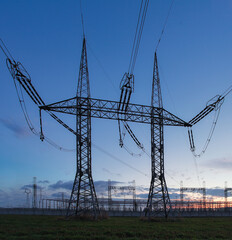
xmin=146 ymin=52 xmax=171 ymax=218
xmin=180 ymin=181 xmax=206 ymax=206
xmin=24 ymin=188 xmax=31 ymax=208
xmin=39 ymin=48 xmax=191 ymax=218
xmin=32 ymin=177 xmax=37 ymax=208
xmin=224 ymin=181 xmax=232 ymax=209
xmin=3 ymin=37 xmax=228 ymax=218
xmin=67 ymin=38 xmax=100 ymax=217
xmin=108 ymin=181 xmax=136 ymax=211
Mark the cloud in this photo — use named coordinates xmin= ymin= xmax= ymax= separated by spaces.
xmin=206 ymin=188 xmax=225 ymax=197
xmin=203 ymin=157 xmax=232 ymax=171
xmin=0 ymin=188 xmax=26 ymax=208
xmin=38 ymin=180 xmax=50 ymax=184
xmin=49 ymin=180 xmax=73 ymax=190
xmin=48 ymin=180 xmax=124 ymax=194
xmin=137 ymin=193 xmax=148 ymax=199
xmin=0 ymin=118 xmax=28 ymax=137
xmin=94 ymin=180 xmax=123 ymax=193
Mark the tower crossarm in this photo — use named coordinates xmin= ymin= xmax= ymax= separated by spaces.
xmin=40 ymin=96 xmax=191 ymax=127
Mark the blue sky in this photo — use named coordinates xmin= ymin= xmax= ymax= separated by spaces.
xmin=1 ymin=0 xmax=232 ymax=207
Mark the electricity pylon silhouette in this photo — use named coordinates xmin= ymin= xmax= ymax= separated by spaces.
xmin=67 ymin=37 xmax=100 ymax=217
xmin=146 ymin=52 xmax=171 ymax=218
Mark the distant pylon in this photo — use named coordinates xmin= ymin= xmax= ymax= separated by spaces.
xmin=146 ymin=52 xmax=171 ymax=218
xmin=32 ymin=177 xmax=37 ymax=208
xmin=25 ymin=188 xmax=31 ymax=208
xmin=67 ymin=37 xmax=100 ymax=218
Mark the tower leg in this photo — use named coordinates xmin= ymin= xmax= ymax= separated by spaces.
xmin=146 ymin=112 xmax=171 ymax=218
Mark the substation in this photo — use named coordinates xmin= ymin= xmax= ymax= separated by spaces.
xmin=1 ymin=0 xmax=232 ymax=218
xmin=1 ymin=178 xmax=232 ymax=217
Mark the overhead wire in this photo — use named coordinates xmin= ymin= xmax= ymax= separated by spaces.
xmin=189 ymin=101 xmax=223 ymax=158
xmin=0 ymin=38 xmax=76 ymax=152
xmin=118 ymin=0 xmax=149 ymax=157
xmin=128 ymin=0 xmax=149 ymax=74
xmin=149 ymin=0 xmax=203 ymax=187
xmin=222 ymin=84 xmax=232 ymax=98
xmin=86 ymin=41 xmax=118 ymax=93
xmin=13 ymin=77 xmax=75 ymax=152
xmin=155 ymin=0 xmax=174 ymax=52
xmin=128 ymin=0 xmax=144 ymax=74
xmin=189 ymin=85 xmax=232 ymax=158
xmin=0 ymin=38 xmax=14 ymax=60
xmin=92 ymin=143 xmax=149 ymax=178
xmin=80 ymin=0 xmax=85 ymax=37
xmin=94 ymin=141 xmax=181 ymax=187
xmin=192 ymin=154 xmax=201 ymax=187
xmin=131 ymin=0 xmax=149 ymax=74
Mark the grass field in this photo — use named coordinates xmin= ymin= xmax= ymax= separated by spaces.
xmin=0 ymin=215 xmax=232 ymax=240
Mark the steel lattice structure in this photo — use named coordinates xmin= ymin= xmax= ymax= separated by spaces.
xmin=146 ymin=53 xmax=171 ymax=217
xmin=224 ymin=182 xmax=232 ymax=208
xmin=108 ymin=180 xmax=137 ymax=211
xmin=66 ymin=38 xmax=99 ymax=217
xmin=40 ymin=39 xmax=191 ymax=218
xmin=2 ymin=36 xmax=227 ymax=218
xmin=180 ymin=181 xmax=206 ymax=206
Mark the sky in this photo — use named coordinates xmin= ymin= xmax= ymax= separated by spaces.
xmin=1 ymin=0 xmax=232 ymax=207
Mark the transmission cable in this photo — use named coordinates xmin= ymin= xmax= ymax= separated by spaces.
xmin=86 ymin=41 xmax=118 ymax=93
xmin=80 ymin=0 xmax=85 ymax=37
xmin=222 ymin=84 xmax=232 ymax=98
xmin=118 ymin=0 xmax=149 ymax=156
xmin=189 ymin=103 xmax=222 ymax=158
xmin=92 ymin=143 xmax=149 ymax=178
xmin=0 ymin=38 xmax=14 ymax=61
xmin=192 ymin=154 xmax=201 ymax=187
xmin=13 ymin=75 xmax=75 ymax=152
xmin=128 ymin=0 xmax=149 ymax=74
xmin=155 ymin=0 xmax=174 ymax=52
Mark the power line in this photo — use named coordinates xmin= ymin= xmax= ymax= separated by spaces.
xmin=86 ymin=41 xmax=118 ymax=93
xmin=155 ymin=0 xmax=174 ymax=52
xmin=92 ymin=142 xmax=149 ymax=178
xmin=128 ymin=0 xmax=144 ymax=74
xmin=190 ymin=104 xmax=222 ymax=158
xmin=0 ymin=38 xmax=14 ymax=60
xmin=129 ymin=0 xmax=149 ymax=74
xmin=80 ymin=0 xmax=85 ymax=37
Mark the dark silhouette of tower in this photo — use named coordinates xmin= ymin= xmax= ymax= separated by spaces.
xmin=67 ymin=38 xmax=99 ymax=217
xmin=146 ymin=53 xmax=171 ymax=218
xmin=32 ymin=177 xmax=37 ymax=208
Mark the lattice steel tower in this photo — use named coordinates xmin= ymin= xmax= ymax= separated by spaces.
xmin=67 ymin=38 xmax=100 ymax=217
xmin=146 ymin=53 xmax=171 ymax=217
